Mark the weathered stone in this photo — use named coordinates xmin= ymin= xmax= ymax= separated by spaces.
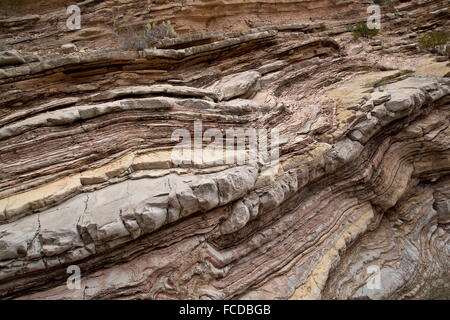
xmin=0 ymin=50 xmax=25 ymax=66
xmin=220 ymin=200 xmax=250 ymax=234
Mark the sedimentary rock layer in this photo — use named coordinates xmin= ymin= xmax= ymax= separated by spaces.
xmin=0 ymin=0 xmax=449 ymax=299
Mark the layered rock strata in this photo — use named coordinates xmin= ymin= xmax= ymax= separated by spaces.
xmin=0 ymin=0 xmax=449 ymax=299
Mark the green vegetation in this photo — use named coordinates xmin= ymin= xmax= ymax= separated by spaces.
xmin=145 ymin=21 xmax=177 ymax=43
xmin=418 ymin=30 xmax=450 ymax=53
xmin=352 ymin=22 xmax=379 ymax=39
xmin=119 ymin=21 xmax=177 ymax=51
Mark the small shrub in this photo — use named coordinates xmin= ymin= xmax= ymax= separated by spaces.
xmin=382 ymin=0 xmax=397 ymax=7
xmin=373 ymin=0 xmax=397 ymax=6
xmin=418 ymin=30 xmax=450 ymax=54
xmin=119 ymin=21 xmax=177 ymax=51
xmin=352 ymin=22 xmax=379 ymax=39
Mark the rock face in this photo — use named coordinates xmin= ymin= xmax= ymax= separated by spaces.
xmin=0 ymin=0 xmax=449 ymax=300
xmin=0 ymin=50 xmax=25 ymax=66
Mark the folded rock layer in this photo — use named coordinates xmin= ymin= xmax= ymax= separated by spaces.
xmin=0 ymin=0 xmax=449 ymax=299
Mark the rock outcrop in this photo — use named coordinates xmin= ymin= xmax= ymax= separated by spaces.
xmin=0 ymin=0 xmax=449 ymax=300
